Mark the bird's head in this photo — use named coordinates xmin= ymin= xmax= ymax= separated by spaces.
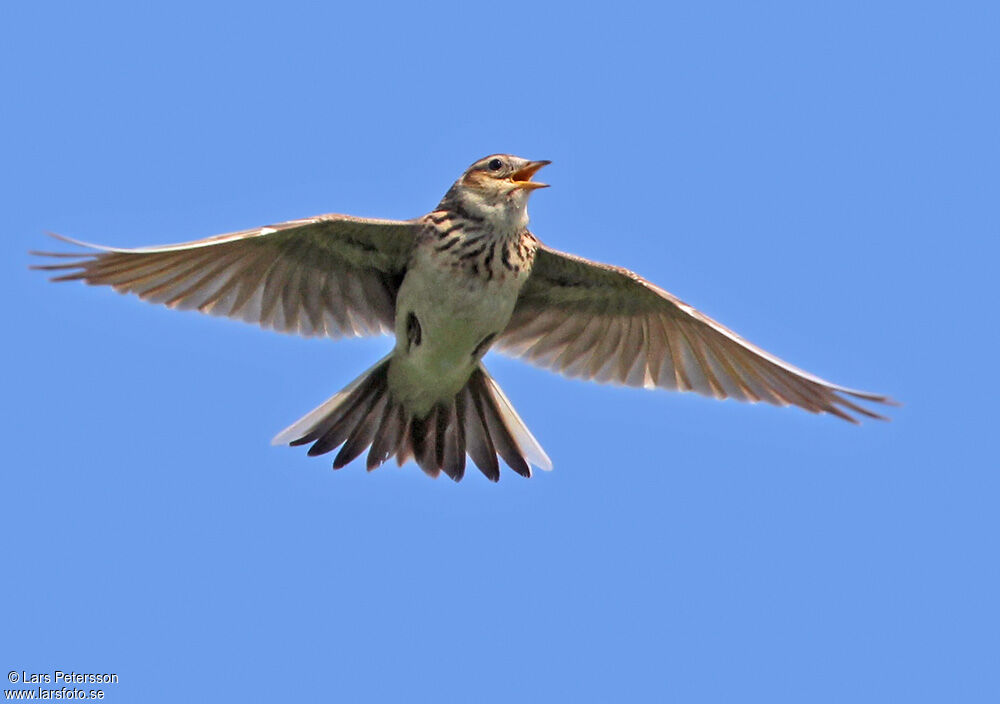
xmin=439 ymin=154 xmax=550 ymax=234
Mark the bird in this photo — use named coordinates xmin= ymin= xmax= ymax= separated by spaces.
xmin=31 ymin=154 xmax=894 ymax=482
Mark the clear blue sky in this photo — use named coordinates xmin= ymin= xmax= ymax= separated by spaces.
xmin=4 ymin=1 xmax=997 ymax=702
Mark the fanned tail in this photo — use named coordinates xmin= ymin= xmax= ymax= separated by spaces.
xmin=272 ymin=357 xmax=551 ymax=481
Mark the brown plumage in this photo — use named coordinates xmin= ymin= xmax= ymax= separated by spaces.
xmin=31 ymin=154 xmax=895 ymax=482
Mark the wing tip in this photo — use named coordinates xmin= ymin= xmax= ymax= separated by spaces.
xmin=42 ymin=231 xmax=104 ymax=249
xmin=28 ymin=233 xmax=101 ymax=271
xmin=829 ymin=389 xmax=896 ymax=423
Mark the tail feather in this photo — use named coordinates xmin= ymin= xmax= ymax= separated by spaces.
xmin=333 ymin=394 xmax=388 ymax=469
xmin=442 ymin=398 xmax=466 ymax=481
xmin=276 ymin=356 xmax=388 ymax=448
xmin=305 ymin=371 xmax=383 ymax=456
xmin=366 ymin=402 xmax=404 ymax=471
xmin=476 ymin=380 xmax=531 ymax=478
xmin=409 ymin=408 xmax=440 ymax=478
xmin=461 ymin=384 xmax=500 ymax=481
xmin=480 ymin=372 xmax=552 ymax=472
xmin=273 ymin=358 xmax=551 ymax=482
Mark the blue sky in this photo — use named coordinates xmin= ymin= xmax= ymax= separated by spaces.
xmin=3 ymin=1 xmax=997 ymax=701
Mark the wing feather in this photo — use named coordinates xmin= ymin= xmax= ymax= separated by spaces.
xmin=31 ymin=214 xmax=418 ymax=338
xmin=499 ymin=243 xmax=894 ymax=421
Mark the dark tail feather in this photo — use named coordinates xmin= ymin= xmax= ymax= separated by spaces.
xmin=273 ymin=359 xmax=551 ymax=482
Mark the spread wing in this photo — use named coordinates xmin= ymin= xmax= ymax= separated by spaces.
xmin=31 ymin=214 xmax=419 ymax=338
xmin=498 ymin=243 xmax=894 ymax=422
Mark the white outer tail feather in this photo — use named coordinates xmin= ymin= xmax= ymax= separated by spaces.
xmin=480 ymin=373 xmax=552 ymax=472
xmin=272 ymin=356 xmax=551 ymax=481
xmin=271 ymin=356 xmax=391 ymax=447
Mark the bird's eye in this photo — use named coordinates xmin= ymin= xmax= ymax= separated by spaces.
xmin=487 ymin=158 xmax=503 ymax=172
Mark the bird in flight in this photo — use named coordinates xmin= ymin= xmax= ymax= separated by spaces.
xmin=32 ymin=154 xmax=893 ymax=481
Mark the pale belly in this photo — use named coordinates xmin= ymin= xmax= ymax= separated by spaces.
xmin=387 ymin=243 xmax=527 ymax=416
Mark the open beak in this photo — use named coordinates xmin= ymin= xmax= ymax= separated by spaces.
xmin=510 ymin=160 xmax=551 ymax=190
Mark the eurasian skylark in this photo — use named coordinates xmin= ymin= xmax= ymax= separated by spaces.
xmin=32 ymin=154 xmax=893 ymax=481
